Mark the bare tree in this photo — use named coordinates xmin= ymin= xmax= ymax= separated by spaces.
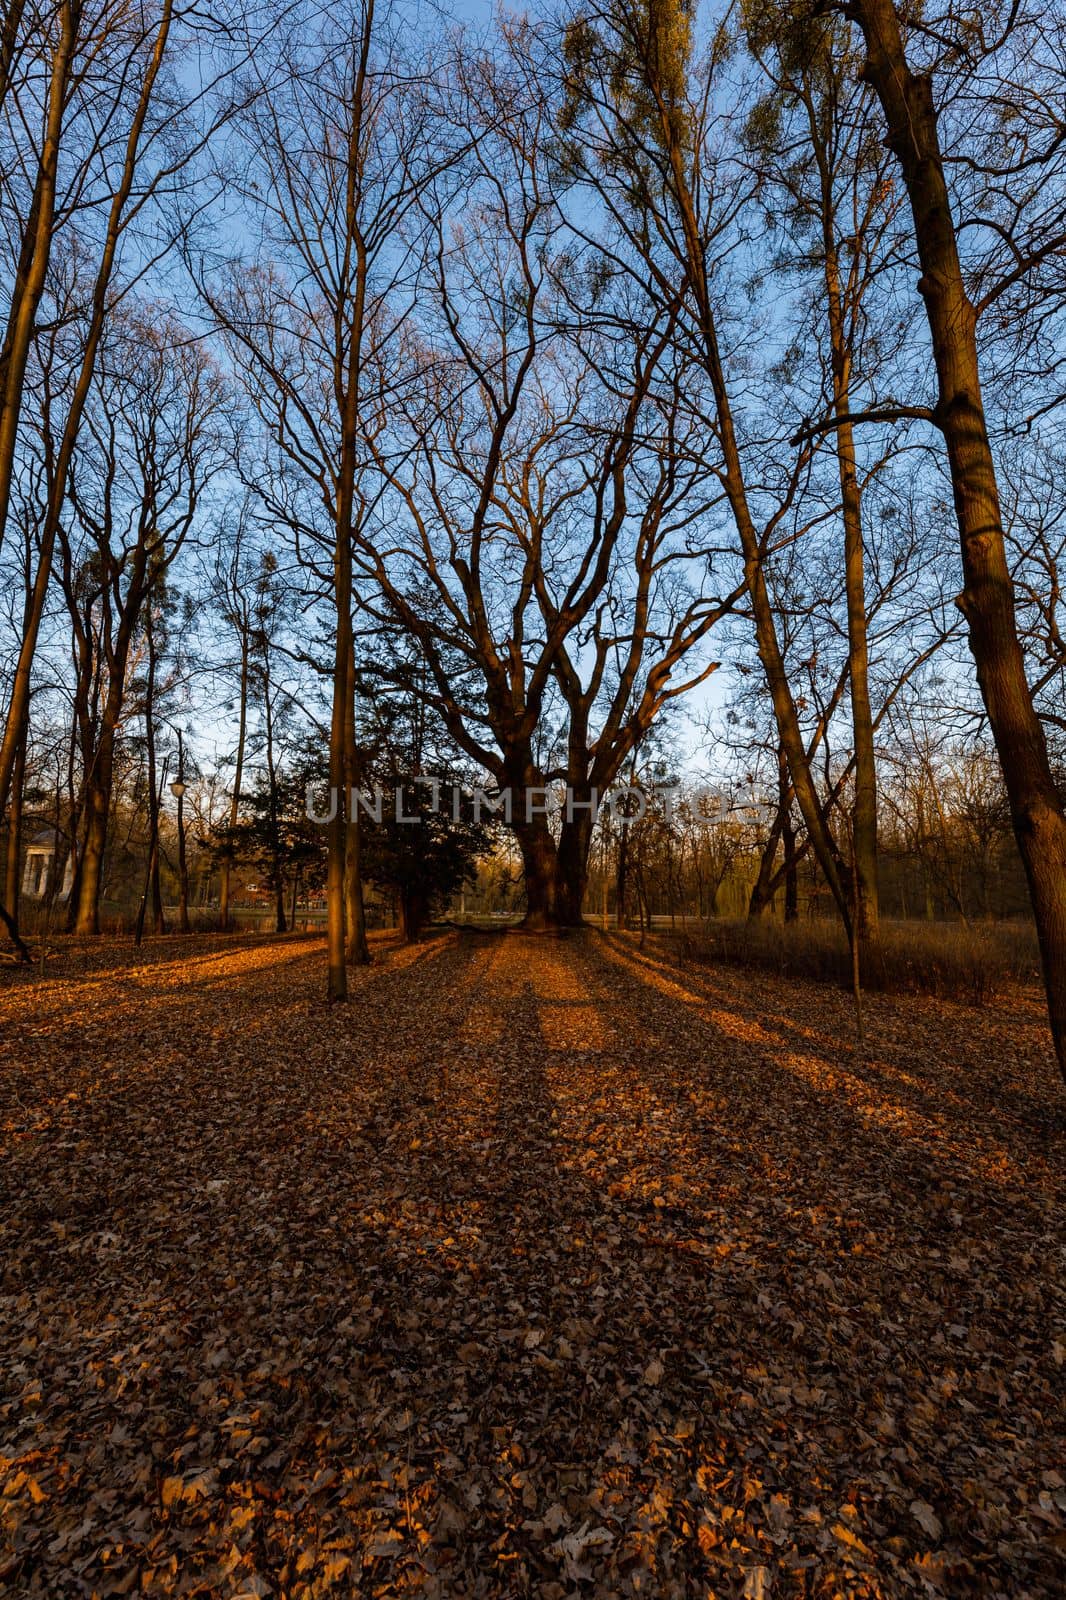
xmin=201 ymin=0 xmax=442 ymax=995
xmin=741 ymin=0 xmax=922 ymax=959
xmin=59 ymin=306 xmax=230 ymax=934
xmin=837 ymin=0 xmax=1066 ymax=1073
xmin=0 ymin=0 xmax=243 ymax=949
xmin=357 ymin=34 xmax=740 ymax=923
xmin=211 ymin=508 xmax=259 ymax=931
xmin=558 ymin=0 xmax=865 ymax=939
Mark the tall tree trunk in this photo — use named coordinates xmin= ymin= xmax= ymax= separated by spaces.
xmin=4 ymin=715 xmax=26 ymax=940
xmin=73 ymin=646 xmax=126 ymax=937
xmin=779 ymin=744 xmax=800 ymax=923
xmin=144 ymin=603 xmax=165 ymax=936
xmin=0 ymin=0 xmax=75 ymax=556
xmin=68 ymin=534 xmax=152 ymax=935
xmin=649 ymin=98 xmax=853 ymax=936
xmin=262 ymin=663 xmax=286 ymax=934
xmin=344 ymin=643 xmax=368 ymax=963
xmin=74 ymin=723 xmax=114 ymax=935
xmin=615 ymin=815 xmax=629 ymax=929
xmin=64 ymin=730 xmax=85 ymax=935
xmin=324 ymin=0 xmax=376 ymax=999
xmin=175 ymin=730 xmax=189 ymax=934
xmin=749 ymin=791 xmax=786 ymax=920
xmin=63 ymin=596 xmax=97 ymax=931
xmin=220 ymin=629 xmax=249 ymax=931
xmin=852 ymin=0 xmax=1066 ymax=1077
xmin=782 ymin=812 xmax=799 ymax=924
xmin=327 ymin=587 xmax=351 ymax=999
xmin=822 ymin=240 xmax=880 ymax=958
xmin=49 ymin=759 xmax=68 ymax=924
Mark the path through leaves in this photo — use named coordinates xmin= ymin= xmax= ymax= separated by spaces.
xmin=1 ymin=930 xmax=1063 ymax=1597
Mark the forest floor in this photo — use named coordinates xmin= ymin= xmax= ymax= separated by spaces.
xmin=0 ymin=928 xmax=1063 ymax=1599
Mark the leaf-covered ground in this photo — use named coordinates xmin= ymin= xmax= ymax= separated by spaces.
xmin=1 ymin=929 xmax=1063 ymax=1598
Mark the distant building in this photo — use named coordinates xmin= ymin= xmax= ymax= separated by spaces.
xmin=22 ymin=829 xmax=73 ymax=901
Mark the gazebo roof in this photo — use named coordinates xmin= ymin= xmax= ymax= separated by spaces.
xmin=27 ymin=826 xmax=63 ymax=850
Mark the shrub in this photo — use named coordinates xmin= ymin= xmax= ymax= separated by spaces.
xmin=678 ymin=917 xmax=1040 ymax=1004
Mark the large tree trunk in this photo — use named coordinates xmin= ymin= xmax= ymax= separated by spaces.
xmin=74 ymin=726 xmax=114 ymax=935
xmin=0 ymin=1 xmax=29 ymax=115
xmin=556 ymin=808 xmax=594 ymax=926
xmin=73 ymin=655 xmax=130 ymax=937
xmin=512 ymin=804 xmax=593 ymax=930
xmin=398 ymin=886 xmax=429 ymax=943
xmin=514 ymin=816 xmax=562 ymax=929
xmin=853 ymin=0 xmax=1066 ymax=1077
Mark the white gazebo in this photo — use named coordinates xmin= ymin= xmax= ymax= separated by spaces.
xmin=22 ymin=829 xmax=73 ymax=901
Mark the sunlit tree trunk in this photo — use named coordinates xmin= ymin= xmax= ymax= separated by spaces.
xmin=851 ymin=0 xmax=1066 ymax=1077
xmin=0 ymin=0 xmax=29 ymax=115
xmin=0 ymin=0 xmax=76 ymax=557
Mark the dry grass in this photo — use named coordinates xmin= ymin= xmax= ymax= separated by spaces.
xmin=678 ymin=916 xmax=1041 ymax=1004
